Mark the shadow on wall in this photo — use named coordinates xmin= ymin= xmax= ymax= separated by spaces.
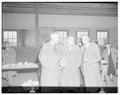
xmin=24 ymin=29 xmax=50 ymax=47
xmin=24 ymin=30 xmax=36 ymax=46
xmin=14 ymin=47 xmax=40 ymax=63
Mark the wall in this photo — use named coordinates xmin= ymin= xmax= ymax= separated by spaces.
xmin=3 ymin=13 xmax=118 ymax=47
xmin=3 ymin=13 xmax=35 ymax=29
xmin=38 ymin=14 xmax=117 ymax=28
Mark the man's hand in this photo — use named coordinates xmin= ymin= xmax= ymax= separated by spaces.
xmin=58 ymin=56 xmax=66 ymax=70
xmin=101 ymin=60 xmax=108 ymax=64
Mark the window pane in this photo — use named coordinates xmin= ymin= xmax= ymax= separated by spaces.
xmin=61 ymin=32 xmax=64 ymax=38
xmin=3 ymin=31 xmax=17 ymax=46
xmin=13 ymin=39 xmax=17 ymax=46
xmin=8 ymin=32 xmax=13 ymax=38
xmin=101 ymin=32 xmax=104 ymax=38
xmin=97 ymin=31 xmax=108 ymax=45
xmin=97 ymin=32 xmax=100 ymax=38
xmin=64 ymin=32 xmax=67 ymax=38
xmin=85 ymin=32 xmax=88 ymax=35
xmin=98 ymin=32 xmax=101 ymax=38
xmin=8 ymin=39 xmax=13 ymax=44
xmin=3 ymin=32 xmax=8 ymax=38
xmin=77 ymin=32 xmax=80 ymax=38
xmin=13 ymin=39 xmax=17 ymax=45
xmin=81 ymin=32 xmax=84 ymax=35
xmin=103 ymin=32 xmax=105 ymax=38
xmin=59 ymin=32 xmax=63 ymax=38
xmin=77 ymin=32 xmax=88 ymax=38
xmin=102 ymin=33 xmax=104 ymax=38
xmin=105 ymin=32 xmax=107 ymax=38
xmin=13 ymin=32 xmax=17 ymax=38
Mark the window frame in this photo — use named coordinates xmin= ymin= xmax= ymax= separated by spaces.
xmin=2 ymin=29 xmax=27 ymax=47
xmin=2 ymin=30 xmax=18 ymax=47
xmin=96 ymin=30 xmax=110 ymax=45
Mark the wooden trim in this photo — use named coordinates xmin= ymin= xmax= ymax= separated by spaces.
xmin=2 ymin=11 xmax=117 ymax=17
xmin=2 ymin=2 xmax=117 ymax=17
xmin=34 ymin=3 xmax=39 ymax=45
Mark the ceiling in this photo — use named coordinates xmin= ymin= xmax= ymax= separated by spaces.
xmin=2 ymin=2 xmax=118 ymax=16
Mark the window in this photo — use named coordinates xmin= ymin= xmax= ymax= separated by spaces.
xmin=77 ymin=32 xmax=88 ymax=38
xmin=97 ymin=30 xmax=108 ymax=45
xmin=3 ymin=31 xmax=17 ymax=46
xmin=55 ymin=31 xmax=68 ymax=44
xmin=76 ymin=31 xmax=88 ymax=44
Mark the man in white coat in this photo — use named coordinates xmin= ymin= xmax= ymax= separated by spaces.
xmin=39 ymin=33 xmax=60 ymax=87
xmin=81 ymin=35 xmax=102 ymax=87
xmin=57 ymin=36 xmax=82 ymax=87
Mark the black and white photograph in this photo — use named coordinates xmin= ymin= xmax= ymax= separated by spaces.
xmin=1 ymin=1 xmax=118 ymax=93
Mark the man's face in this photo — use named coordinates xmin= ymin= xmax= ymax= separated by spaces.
xmin=54 ymin=38 xmax=59 ymax=44
xmin=50 ymin=34 xmax=59 ymax=44
xmin=67 ymin=37 xmax=75 ymax=46
xmin=82 ymin=36 xmax=89 ymax=45
xmin=106 ymin=44 xmax=111 ymax=49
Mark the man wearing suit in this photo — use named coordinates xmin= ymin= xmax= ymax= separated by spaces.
xmin=101 ymin=42 xmax=118 ymax=87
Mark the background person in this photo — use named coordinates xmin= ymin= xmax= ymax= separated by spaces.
xmin=2 ymin=41 xmax=17 ymax=86
xmin=101 ymin=42 xmax=118 ymax=87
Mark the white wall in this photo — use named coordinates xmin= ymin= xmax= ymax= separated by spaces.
xmin=38 ymin=14 xmax=117 ymax=28
xmin=3 ymin=13 xmax=35 ymax=29
xmin=3 ymin=13 xmax=117 ymax=29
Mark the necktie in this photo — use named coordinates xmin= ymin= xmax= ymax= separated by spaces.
xmin=108 ymin=51 xmax=116 ymax=76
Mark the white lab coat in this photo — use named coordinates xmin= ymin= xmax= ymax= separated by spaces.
xmin=57 ymin=44 xmax=82 ymax=86
xmin=82 ymin=43 xmax=102 ymax=87
xmin=39 ymin=42 xmax=60 ymax=86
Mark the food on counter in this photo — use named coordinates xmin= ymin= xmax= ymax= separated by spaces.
xmin=18 ymin=62 xmax=22 ymax=65
xmin=21 ymin=80 xmax=39 ymax=86
xmin=2 ymin=62 xmax=39 ymax=69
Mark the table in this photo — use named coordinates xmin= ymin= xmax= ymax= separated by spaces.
xmin=2 ymin=63 xmax=40 ymax=87
xmin=2 ymin=64 xmax=39 ymax=70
